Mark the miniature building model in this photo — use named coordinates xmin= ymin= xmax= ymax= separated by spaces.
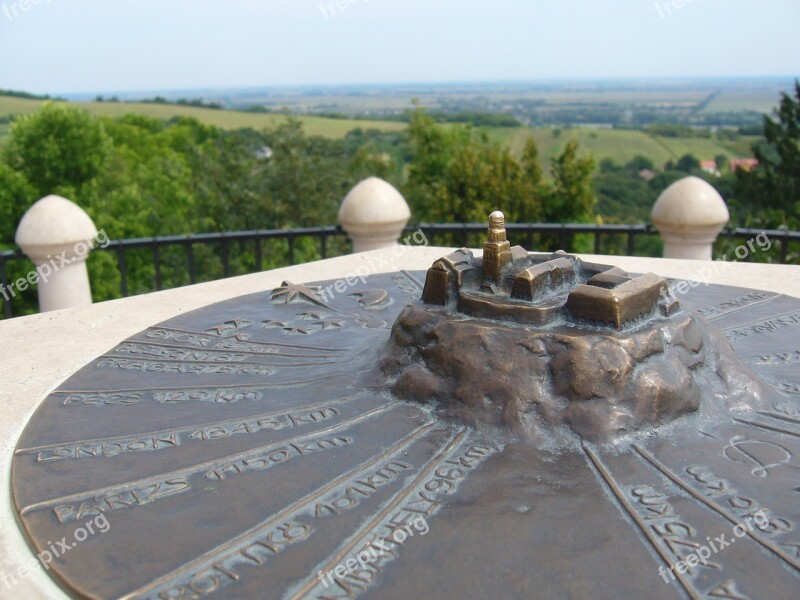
xmin=422 ymin=212 xmax=676 ymax=329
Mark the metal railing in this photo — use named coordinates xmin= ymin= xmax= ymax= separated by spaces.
xmin=0 ymin=226 xmax=347 ymax=319
xmin=103 ymin=226 xmax=345 ymax=297
xmin=413 ymin=222 xmax=656 ymax=256
xmin=1 ymin=223 xmax=798 ymax=320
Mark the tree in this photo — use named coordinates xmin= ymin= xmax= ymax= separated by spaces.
xmin=676 ymin=153 xmax=700 ymax=173
xmin=0 ymin=162 xmax=35 ymax=249
xmin=735 ymin=81 xmax=800 ymax=229
xmin=547 ymin=140 xmax=596 ymax=223
xmin=256 ymin=118 xmax=352 ymax=229
xmin=3 ymin=103 xmax=111 ymax=197
xmin=404 ymin=110 xmax=597 ymax=254
xmin=403 ymin=110 xmax=544 ymax=225
xmin=626 ymin=155 xmax=654 ymax=171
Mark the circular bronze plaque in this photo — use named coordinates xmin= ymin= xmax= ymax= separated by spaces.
xmin=11 ymin=271 xmax=800 ymax=599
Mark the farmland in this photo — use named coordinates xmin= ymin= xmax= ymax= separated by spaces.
xmin=487 ymin=126 xmax=758 ymax=169
xmin=0 ymin=96 xmax=406 ymax=140
xmin=0 ymin=90 xmax=765 ymax=171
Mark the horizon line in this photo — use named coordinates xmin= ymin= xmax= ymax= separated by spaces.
xmin=46 ymin=74 xmax=799 ymax=99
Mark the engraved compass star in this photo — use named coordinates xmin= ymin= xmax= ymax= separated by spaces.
xmin=283 ymin=325 xmax=313 ymax=335
xmin=271 ymin=281 xmax=345 ymax=314
xmin=298 ymin=311 xmax=326 ymax=321
xmin=271 ymin=281 xmax=330 ymax=308
xmin=313 ymin=319 xmax=344 ymax=330
xmin=262 ymin=319 xmax=289 ymax=329
xmin=205 ymin=319 xmax=252 ymax=336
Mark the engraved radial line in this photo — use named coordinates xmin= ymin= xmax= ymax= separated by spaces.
xmin=581 ymin=444 xmax=702 ymax=600
xmin=286 ymin=427 xmax=469 ymax=600
xmin=401 ymin=270 xmax=424 ymax=290
xmin=19 ymin=404 xmax=397 ymax=516
xmin=118 ymin=420 xmax=439 ymax=600
xmin=98 ymin=356 xmax=344 ymax=368
xmin=757 ymin=411 xmax=800 ymax=426
xmin=633 ymin=444 xmax=800 ymax=572
xmin=53 ymin=375 xmax=335 ymax=395
xmin=718 ymin=308 xmax=800 ymax=331
xmin=733 ymin=418 xmax=800 ymax=439
xmin=114 ymin=339 xmax=344 ymax=360
xmin=150 ymin=326 xmax=350 ymax=352
xmin=705 ymin=294 xmax=783 ymax=321
xmin=14 ymin=398 xmax=356 ymax=455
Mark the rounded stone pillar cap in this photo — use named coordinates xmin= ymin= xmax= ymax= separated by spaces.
xmin=15 ymin=195 xmax=98 ymax=262
xmin=338 ymin=177 xmax=411 ymax=226
xmin=651 ymin=176 xmax=729 ymax=229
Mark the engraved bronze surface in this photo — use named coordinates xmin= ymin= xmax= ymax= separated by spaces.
xmin=10 ymin=216 xmax=800 ymax=599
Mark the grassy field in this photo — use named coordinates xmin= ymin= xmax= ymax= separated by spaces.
xmin=0 ymin=96 xmax=406 ymax=139
xmin=703 ymin=90 xmax=782 ymax=114
xmin=490 ymin=126 xmax=758 ymax=169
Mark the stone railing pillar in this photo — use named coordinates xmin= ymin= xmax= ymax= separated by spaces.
xmin=651 ymin=176 xmax=729 ymax=261
xmin=338 ymin=177 xmax=411 ymax=253
xmin=15 ymin=195 xmax=98 ymax=312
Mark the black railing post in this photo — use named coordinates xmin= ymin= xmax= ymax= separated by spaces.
xmin=321 ymin=230 xmax=328 ymax=259
xmin=627 ymin=228 xmax=636 ymax=257
xmin=221 ymin=235 xmax=230 ymax=278
xmin=594 ymin=229 xmax=602 ymax=255
xmin=152 ymin=239 xmax=162 ymax=291
xmin=187 ymin=239 xmax=196 ymax=284
xmin=288 ymin=235 xmax=295 ymax=265
xmin=116 ymin=243 xmax=129 ymax=297
xmin=0 ymin=255 xmax=11 ymax=319
xmin=781 ymin=233 xmax=789 ymax=264
xmin=255 ymin=236 xmax=263 ymax=271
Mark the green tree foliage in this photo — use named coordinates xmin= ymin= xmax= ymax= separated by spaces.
xmin=0 ymin=161 xmax=35 ymax=249
xmin=593 ymin=161 xmax=656 ymax=224
xmin=403 ymin=110 xmax=596 ymax=227
xmin=520 ymin=137 xmax=544 ymax=188
xmin=675 ymin=153 xmax=701 ymax=173
xmin=4 ymin=103 xmax=112 ymax=197
xmin=547 ymin=140 xmax=596 ymax=223
xmin=626 ymin=155 xmax=654 ymax=171
xmin=735 ymin=81 xmax=800 ymax=230
xmin=256 ymin=119 xmax=352 ymax=228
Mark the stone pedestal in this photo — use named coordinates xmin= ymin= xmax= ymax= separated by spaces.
xmin=338 ymin=177 xmax=411 ymax=252
xmin=15 ymin=195 xmax=99 ymax=312
xmin=651 ymin=176 xmax=730 ymax=260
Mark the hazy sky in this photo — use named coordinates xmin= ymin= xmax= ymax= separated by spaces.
xmin=1 ymin=0 xmax=798 ymax=94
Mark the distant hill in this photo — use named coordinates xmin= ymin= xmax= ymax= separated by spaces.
xmin=0 ymin=96 xmax=406 ymax=140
